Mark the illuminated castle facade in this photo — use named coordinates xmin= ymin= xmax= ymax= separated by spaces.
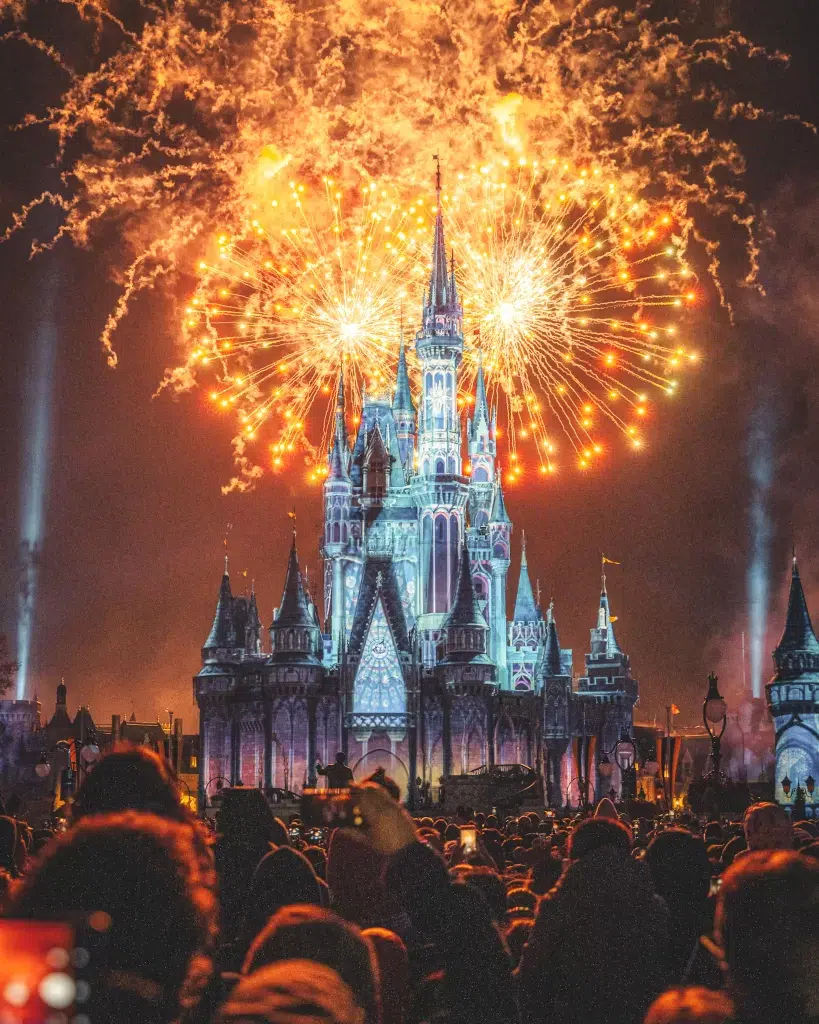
xmin=195 ymin=180 xmax=639 ymax=808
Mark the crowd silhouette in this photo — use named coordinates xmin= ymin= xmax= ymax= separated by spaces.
xmin=0 ymin=747 xmax=817 ymax=1024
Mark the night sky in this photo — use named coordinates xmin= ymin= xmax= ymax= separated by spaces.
xmin=1 ymin=1 xmax=818 ymax=732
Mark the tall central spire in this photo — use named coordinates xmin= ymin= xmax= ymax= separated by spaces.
xmin=428 ymin=154 xmax=453 ymax=311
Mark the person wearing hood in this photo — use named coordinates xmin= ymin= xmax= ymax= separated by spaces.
xmin=517 ymin=817 xmax=669 ymax=1024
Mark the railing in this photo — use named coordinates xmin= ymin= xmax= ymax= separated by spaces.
xmin=344 ymin=712 xmax=414 ymax=731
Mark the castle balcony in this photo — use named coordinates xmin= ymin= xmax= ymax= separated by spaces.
xmin=766 ymin=679 xmax=819 ymax=719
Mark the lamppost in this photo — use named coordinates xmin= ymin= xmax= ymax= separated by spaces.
xmin=615 ymin=732 xmax=637 ymax=816
xmin=781 ymin=774 xmax=792 ymax=801
xmin=703 ymin=673 xmax=727 ymax=779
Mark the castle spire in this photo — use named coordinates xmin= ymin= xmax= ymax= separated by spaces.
xmin=392 ymin=337 xmax=415 ymax=413
xmin=445 ymin=545 xmax=486 ymax=629
xmin=334 ymin=367 xmax=347 ymax=449
xmin=513 ymin=532 xmax=539 ymax=623
xmin=473 ymin=356 xmax=490 ymax=429
xmin=205 ymin=560 xmax=235 ymax=649
xmin=428 ymin=156 xmax=453 ymax=311
xmin=777 ymin=552 xmax=819 ymax=655
xmin=544 ymin=598 xmax=562 ymax=676
xmin=274 ymin=534 xmax=313 ymax=627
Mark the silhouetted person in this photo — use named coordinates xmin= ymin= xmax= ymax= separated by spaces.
xmin=316 ymin=752 xmax=354 ymax=789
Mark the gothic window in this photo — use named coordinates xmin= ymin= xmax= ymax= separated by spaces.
xmin=475 ymin=509 xmax=488 ymax=529
xmin=332 ymin=523 xmax=341 ymax=543
xmin=493 ymin=543 xmax=506 ymax=559
xmin=353 ymin=599 xmax=406 ymax=716
xmin=473 ymin=467 xmax=488 ymax=483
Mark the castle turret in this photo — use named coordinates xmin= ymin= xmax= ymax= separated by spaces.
xmin=508 ymin=534 xmax=544 ymax=690
xmin=392 ymin=339 xmax=416 ymax=470
xmin=766 ymin=553 xmax=819 ymax=803
xmin=270 ymin=535 xmax=322 ymax=664
xmin=203 ymin=558 xmax=239 ymax=662
xmin=323 ymin=371 xmax=354 ymax=661
xmin=487 ymin=480 xmax=511 ymax=687
xmin=440 ymin=546 xmax=493 ymax=679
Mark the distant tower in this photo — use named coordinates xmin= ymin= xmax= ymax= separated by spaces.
xmin=467 ymin=361 xmax=496 ymax=527
xmin=508 ymin=534 xmax=545 ymax=690
xmin=323 ymin=372 xmax=353 ymax=661
xmin=439 ymin=545 xmax=494 ymax=685
xmin=270 ymin=534 xmax=323 ymax=667
xmin=539 ymin=599 xmax=573 ymax=805
xmin=392 ymin=338 xmax=416 ymax=472
xmin=413 ymin=160 xmax=469 ymax=664
xmin=766 ymin=553 xmax=819 ymax=803
xmin=488 ymin=479 xmax=512 ymax=687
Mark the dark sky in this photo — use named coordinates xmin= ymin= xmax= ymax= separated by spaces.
xmin=1 ymin=1 xmax=819 ymax=732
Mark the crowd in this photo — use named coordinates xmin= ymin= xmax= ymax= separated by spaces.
xmin=1 ymin=747 xmax=818 ymax=1024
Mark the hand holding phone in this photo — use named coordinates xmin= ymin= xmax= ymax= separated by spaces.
xmin=460 ymin=826 xmax=478 ymax=855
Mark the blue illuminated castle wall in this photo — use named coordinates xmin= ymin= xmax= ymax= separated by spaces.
xmin=194 ymin=188 xmax=639 ymax=806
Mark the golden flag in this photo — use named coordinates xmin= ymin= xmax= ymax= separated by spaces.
xmin=602 ymin=555 xmax=621 ymax=565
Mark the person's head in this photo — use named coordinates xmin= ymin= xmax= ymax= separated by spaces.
xmin=503 ymin=916 xmax=535 ymax=968
xmin=715 ymin=850 xmax=819 ymax=1022
xmin=644 ymin=987 xmax=734 ymax=1024
xmin=720 ymin=835 xmax=747 ymax=869
xmin=444 ymin=823 xmax=461 ymax=843
xmin=450 ymin=865 xmax=506 ymax=923
xmin=335 ymin=752 xmax=347 ymax=765
xmin=743 ymin=802 xmax=793 ymax=851
xmin=5 ymin=812 xmax=216 ymax=1024
xmin=703 ymin=821 xmax=724 ymax=846
xmin=216 ymin=786 xmax=281 ymax=849
xmin=302 ymin=844 xmax=327 ymax=880
xmin=529 ymin=853 xmax=562 ymax=895
xmin=568 ymin=817 xmax=632 ymax=861
xmin=241 ymin=847 xmax=322 ymax=947
xmin=645 ymin=829 xmax=712 ymax=908
xmin=363 ymin=928 xmax=408 ymax=1024
xmin=244 ymin=905 xmax=379 ymax=1024
xmin=594 ymin=797 xmax=619 ymax=821
xmin=506 ymin=886 xmax=537 ymax=919
xmin=216 ymin=960 xmax=366 ymax=1024
xmin=72 ymin=747 xmax=189 ymax=824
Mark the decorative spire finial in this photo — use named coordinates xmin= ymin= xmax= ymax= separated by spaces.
xmin=433 ymin=153 xmax=441 ymax=196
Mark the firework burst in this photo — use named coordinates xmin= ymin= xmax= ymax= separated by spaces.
xmin=182 ymin=157 xmax=699 ymax=478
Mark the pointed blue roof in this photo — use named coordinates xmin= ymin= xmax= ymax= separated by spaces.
xmin=776 ymin=555 xmax=819 ymax=657
xmin=428 ymin=198 xmax=452 ymax=310
xmin=544 ymin=600 xmax=563 ymax=676
xmin=274 ymin=536 xmax=313 ymax=627
xmin=513 ymin=535 xmax=540 ymax=623
xmin=473 ymin=361 xmax=489 ymax=428
xmin=205 ymin=560 xmax=235 ymax=648
xmin=489 ymin=481 xmax=511 ymax=525
xmin=392 ymin=339 xmax=415 ymax=414
xmin=445 ymin=546 xmax=486 ymax=629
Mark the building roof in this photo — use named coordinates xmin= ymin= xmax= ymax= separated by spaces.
xmin=597 ymin=577 xmax=623 ymax=657
xmin=392 ymin=339 xmax=415 ymax=414
xmin=445 ymin=546 xmax=487 ymax=630
xmin=513 ymin=534 xmax=540 ymax=623
xmin=489 ymin=481 xmax=511 ymax=525
xmin=205 ymin=561 xmax=235 ymax=649
xmin=348 ymin=558 xmax=410 ymax=659
xmin=274 ymin=536 xmax=314 ymax=627
xmin=776 ymin=555 xmax=819 ymax=658
xmin=544 ymin=600 xmax=563 ymax=676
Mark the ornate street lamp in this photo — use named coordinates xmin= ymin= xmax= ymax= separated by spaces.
xmin=806 ymin=775 xmax=815 ymax=798
xmin=781 ymin=774 xmax=792 ymax=798
xmin=598 ymin=754 xmax=614 ymax=781
xmin=703 ymin=673 xmax=727 ymax=778
xmin=34 ymin=753 xmax=51 ymax=779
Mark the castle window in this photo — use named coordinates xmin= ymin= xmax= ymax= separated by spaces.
xmin=436 ymin=459 xmax=445 ymax=476
xmin=473 ymin=467 xmax=488 ymax=483
xmin=332 ymin=523 xmax=341 ymax=543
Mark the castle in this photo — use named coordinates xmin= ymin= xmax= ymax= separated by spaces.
xmin=194 ymin=174 xmax=639 ymax=809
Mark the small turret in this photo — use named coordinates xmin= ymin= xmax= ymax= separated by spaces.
xmin=441 ymin=546 xmax=491 ymax=664
xmin=270 ymin=534 xmax=322 ymax=663
xmin=204 ymin=558 xmax=236 ymax=652
xmin=544 ymin=600 xmax=562 ymax=676
xmin=512 ymin=534 xmax=540 ymax=624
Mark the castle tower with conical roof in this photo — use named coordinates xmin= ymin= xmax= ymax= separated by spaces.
xmin=766 ymin=553 xmax=819 ymax=804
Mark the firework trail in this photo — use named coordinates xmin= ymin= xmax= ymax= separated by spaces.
xmin=1 ymin=0 xmax=807 ymax=483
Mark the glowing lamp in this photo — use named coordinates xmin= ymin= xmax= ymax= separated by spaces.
xmin=34 ymin=754 xmax=51 ymax=779
xmin=644 ymin=759 xmax=660 ymax=776
xmin=598 ymin=754 xmax=614 ymax=779
xmin=807 ymin=775 xmax=815 ymax=796
xmin=80 ymin=742 xmax=101 ymax=766
xmin=704 ymin=674 xmax=727 ymax=724
xmin=781 ymin=775 xmax=792 ymax=797
xmin=615 ymin=739 xmax=636 ymax=771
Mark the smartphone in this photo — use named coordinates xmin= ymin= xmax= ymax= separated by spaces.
xmin=300 ymin=788 xmax=364 ymax=828
xmin=288 ymin=826 xmax=302 ymax=841
xmin=306 ymin=827 xmax=325 ymax=845
xmin=461 ymin=826 xmax=478 ymax=855
xmin=0 ymin=921 xmax=77 ymax=1023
